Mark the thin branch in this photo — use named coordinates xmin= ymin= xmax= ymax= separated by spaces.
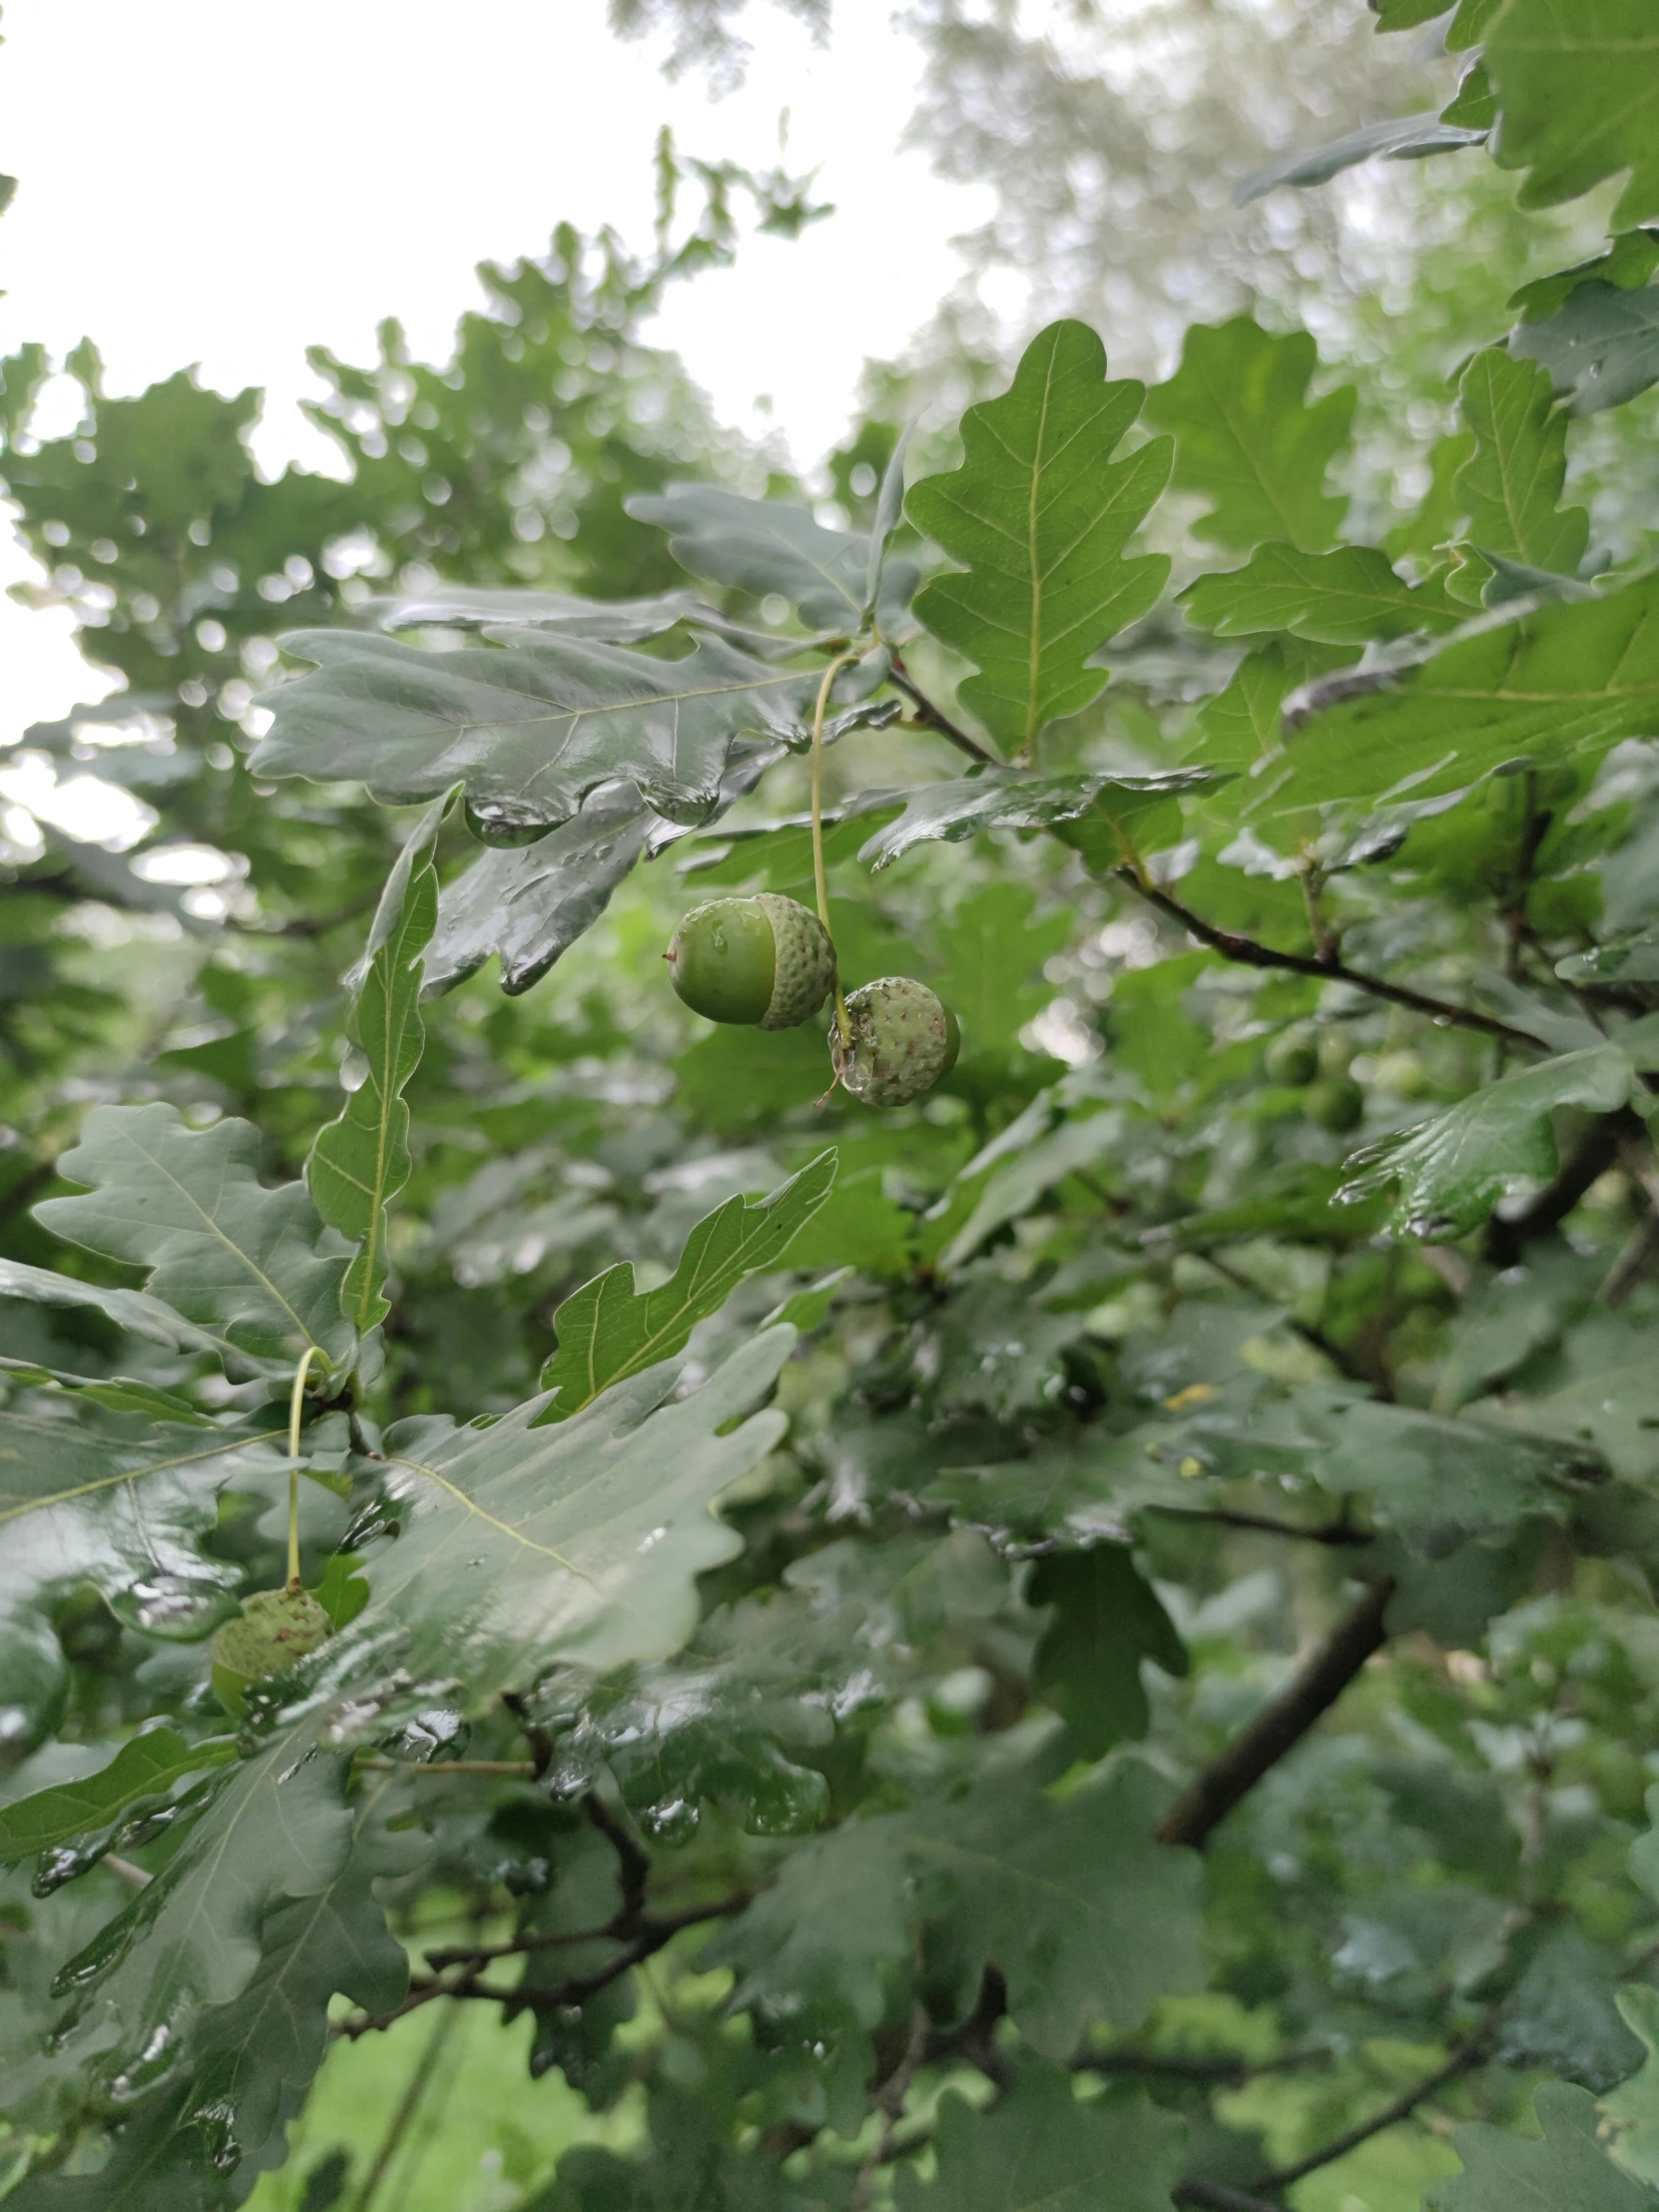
xmin=1076 ymin=2044 xmax=1335 ymax=2086
xmin=1256 ymin=2031 xmax=1489 ymax=2195
xmin=1156 ymin=1577 xmax=1395 ymax=1850
xmin=1484 ymin=1106 xmax=1644 ymax=1268
xmin=1119 ymin=872 xmax=1540 ymax=1051
xmin=1174 ymin=2182 xmax=1285 ymax=2212
xmin=1145 ymin=1505 xmax=1373 ymax=1547
xmin=421 ymin=1891 xmax=749 ymax=1972
xmin=355 ymin=1758 xmax=537 ymax=1778
xmin=350 ymin=2003 xmax=458 ymax=2212
xmin=1197 ymin=1250 xmax=1389 ymax=1398
xmin=886 ymin=656 xmax=1001 ymax=768
xmin=586 ymin=1790 xmax=652 ymax=1931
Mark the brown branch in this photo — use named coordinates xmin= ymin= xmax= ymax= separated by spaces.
xmin=1174 ymin=2183 xmax=1285 ymax=2212
xmin=1197 ymin=1250 xmax=1390 ymax=1398
xmin=1256 ymin=2031 xmax=1489 ymax=2195
xmin=886 ymin=656 xmax=1001 ymax=768
xmin=585 ymin=1790 xmax=652 ymax=1930
xmin=421 ymin=1891 xmax=749 ymax=1973
xmin=1147 ymin=1505 xmax=1372 ymax=1547
xmin=1156 ymin=1577 xmax=1395 ymax=1851
xmin=1484 ymin=1106 xmax=1644 ymax=1268
xmin=1119 ymin=873 xmax=1539 ymax=1051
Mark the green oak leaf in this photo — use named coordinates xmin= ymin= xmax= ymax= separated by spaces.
xmin=307 ymin=796 xmax=445 ymax=1334
xmin=1487 ymin=0 xmax=1659 ymax=229
xmin=424 ymin=785 xmax=655 ymax=996
xmin=1145 ymin=315 xmax=1356 ymax=553
xmin=22 ymin=1749 xmax=421 ymax=2212
xmin=912 ymin=1758 xmax=1202 ymax=2054
xmin=1452 ymin=349 xmax=1589 ymax=596
xmin=0 ymin=1729 xmax=239 ymax=1868
xmin=539 ymin=1153 xmax=835 ymax=1418
xmin=627 ymin=482 xmax=920 ymax=638
xmin=895 ymin=2066 xmax=1186 ymax=2212
xmin=1235 ymin=114 xmax=1485 ymax=207
xmin=35 ymin=1103 xmax=354 ymax=1378
xmin=905 ymin=320 xmax=1173 ymax=752
xmin=856 ymin=767 xmax=1211 ymax=871
xmin=349 ymin=1328 xmax=795 ymax=1693
xmin=0 ymin=1258 xmax=231 ymax=1362
xmin=1424 ymin=2081 xmax=1659 ymax=2212
xmin=1180 ymin=542 xmax=1462 ymax=644
xmin=1251 ymin=574 xmax=1659 ymax=818
xmin=1514 ymin=280 xmax=1659 ymax=418
xmin=0 ymin=1395 xmax=287 ymax=1731
xmin=252 ymin=629 xmax=847 ymax=839
xmin=1340 ymin=1044 xmax=1638 ymax=1238
xmin=1028 ymin=1545 xmax=1189 ymax=1760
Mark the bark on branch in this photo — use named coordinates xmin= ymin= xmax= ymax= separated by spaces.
xmin=1156 ymin=1577 xmax=1395 ymax=1851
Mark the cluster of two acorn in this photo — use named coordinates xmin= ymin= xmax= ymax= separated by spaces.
xmin=667 ymin=893 xmax=959 ymax=1106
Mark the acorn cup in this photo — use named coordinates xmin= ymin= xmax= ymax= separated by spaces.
xmin=834 ymin=977 xmax=961 ymax=1107
xmin=210 ymin=1585 xmax=332 ymax=1718
xmin=667 ymin=895 xmax=836 ymax=1029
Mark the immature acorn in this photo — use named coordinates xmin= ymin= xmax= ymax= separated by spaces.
xmin=835 ymin=977 xmax=961 ymax=1107
xmin=667 ymin=894 xmax=836 ymax=1029
xmin=210 ymin=1586 xmax=332 ymax=1718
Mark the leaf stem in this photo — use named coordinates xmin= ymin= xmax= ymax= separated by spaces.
xmin=812 ymin=649 xmax=860 ymax=1049
xmin=286 ymin=1345 xmax=322 ymax=1591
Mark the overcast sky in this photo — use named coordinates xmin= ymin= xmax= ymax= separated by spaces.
xmin=0 ymin=0 xmax=989 ymax=740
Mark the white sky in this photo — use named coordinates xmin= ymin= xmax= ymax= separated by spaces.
xmin=0 ymin=0 xmax=990 ymax=742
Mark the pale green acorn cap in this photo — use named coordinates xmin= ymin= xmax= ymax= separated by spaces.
xmin=754 ymin=893 xmax=836 ymax=1029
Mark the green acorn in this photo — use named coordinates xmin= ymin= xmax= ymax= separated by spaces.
xmin=1265 ymin=1026 xmax=1320 ymax=1087
xmin=1304 ymin=1075 xmax=1365 ymax=1134
xmin=835 ymin=977 xmax=961 ymax=1107
xmin=210 ymin=1586 xmax=332 ymax=1717
xmin=667 ymin=895 xmax=835 ymax=1029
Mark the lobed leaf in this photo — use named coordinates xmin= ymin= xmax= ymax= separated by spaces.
xmin=856 ymin=767 xmax=1211 ymax=871
xmin=1340 ymin=1044 xmax=1638 ymax=1238
xmin=307 ymin=797 xmax=445 ymax=1333
xmin=895 ymin=2066 xmax=1186 ymax=2212
xmin=350 ymin=1327 xmax=796 ymax=1694
xmin=1453 ymin=348 xmax=1589 ymax=591
xmin=1181 ymin=541 xmax=1462 ymax=644
xmin=1487 ymin=0 xmax=1659 ymax=229
xmin=1235 ymin=113 xmax=1486 ymax=206
xmin=1424 ymin=2080 xmax=1659 ymax=2212
xmin=1145 ymin=315 xmax=1356 ymax=553
xmin=1252 ymin=574 xmax=1659 ymax=819
xmin=905 ymin=320 xmax=1173 ymax=752
xmin=36 ymin=1103 xmax=354 ymax=1378
xmin=252 ymin=628 xmax=845 ymax=840
xmin=0 ymin=1730 xmax=240 ymax=1868
xmin=539 ymin=1152 xmax=836 ymax=1419
xmin=627 ymin=481 xmax=920 ymax=638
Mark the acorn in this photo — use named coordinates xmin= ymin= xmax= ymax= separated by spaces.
xmin=1304 ymin=1075 xmax=1365 ymax=1134
xmin=835 ymin=977 xmax=960 ymax=1107
xmin=667 ymin=895 xmax=835 ymax=1029
xmin=210 ymin=1586 xmax=332 ymax=1717
xmin=1265 ymin=1026 xmax=1320 ymax=1087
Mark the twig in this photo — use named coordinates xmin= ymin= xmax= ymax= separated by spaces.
xmin=585 ymin=1790 xmax=652 ymax=1931
xmin=1146 ymin=1505 xmax=1373 ymax=1547
xmin=1254 ymin=2030 xmax=1490 ymax=2195
xmin=886 ymin=655 xmax=1000 ymax=768
xmin=1174 ymin=2182 xmax=1285 ymax=2212
xmin=354 ymin=1758 xmax=538 ymax=1777
xmin=1119 ymin=872 xmax=1539 ymax=1051
xmin=349 ymin=2003 xmax=458 ymax=2212
xmin=1197 ymin=1250 xmax=1389 ymax=1397
xmin=1156 ymin=1577 xmax=1395 ymax=1850
xmin=101 ymin=1854 xmax=152 ymax=1889
xmin=1076 ymin=2044 xmax=1335 ymax=2086
xmin=1484 ymin=1106 xmax=1644 ymax=1268
xmin=852 ymin=2005 xmax=930 ymax=2210
xmin=421 ymin=1891 xmax=749 ymax=1972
